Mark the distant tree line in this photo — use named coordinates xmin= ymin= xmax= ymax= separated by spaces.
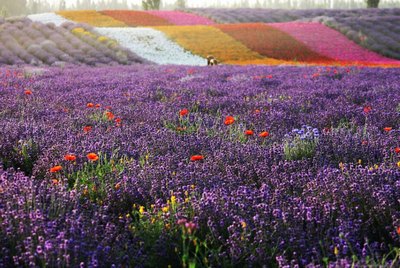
xmin=1 ymin=0 xmax=399 ymax=18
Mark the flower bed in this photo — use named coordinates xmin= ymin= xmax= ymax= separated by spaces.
xmin=27 ymin=13 xmax=72 ymax=26
xmin=1 ymin=65 xmax=400 ymax=267
xmin=215 ymin=23 xmax=332 ymax=63
xmin=57 ymin=10 xmax=126 ymax=27
xmin=100 ymin=10 xmax=172 ymax=26
xmin=155 ymin=25 xmax=266 ymax=63
xmin=146 ymin=10 xmax=215 ymax=25
xmin=95 ymin=27 xmax=205 ymax=65
xmin=187 ymin=8 xmax=400 ymax=59
xmin=271 ymin=22 xmax=400 ymax=64
xmin=0 ymin=19 xmax=146 ymax=66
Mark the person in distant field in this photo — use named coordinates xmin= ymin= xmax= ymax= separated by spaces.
xmin=207 ymin=55 xmax=218 ymax=66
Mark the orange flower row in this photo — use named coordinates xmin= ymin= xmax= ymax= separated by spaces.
xmin=57 ymin=10 xmax=126 ymax=27
xmin=100 ymin=10 xmax=172 ymax=27
xmin=215 ymin=23 xmax=332 ymax=63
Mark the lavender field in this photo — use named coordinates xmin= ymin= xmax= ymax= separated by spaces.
xmin=1 ymin=65 xmax=400 ymax=267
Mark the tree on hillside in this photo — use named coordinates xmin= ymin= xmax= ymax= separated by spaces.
xmin=142 ymin=0 xmax=161 ymax=10
xmin=365 ymin=0 xmax=380 ymax=7
xmin=175 ymin=0 xmax=186 ymax=9
xmin=0 ymin=0 xmax=27 ymax=16
xmin=59 ymin=0 xmax=66 ymax=10
xmin=0 ymin=6 xmax=8 ymax=18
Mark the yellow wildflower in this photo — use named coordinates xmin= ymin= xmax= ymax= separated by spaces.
xmin=171 ymin=195 xmax=176 ymax=206
xmin=339 ymin=162 xmax=344 ymax=170
xmin=139 ymin=206 xmax=145 ymax=214
xmin=162 ymin=206 xmax=169 ymax=213
xmin=334 ymin=246 xmax=339 ymax=255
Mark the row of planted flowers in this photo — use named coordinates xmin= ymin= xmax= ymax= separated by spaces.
xmin=0 ymin=18 xmax=147 ymax=66
xmin=11 ymin=11 xmax=400 ymax=67
xmin=1 ymin=65 xmax=400 ymax=266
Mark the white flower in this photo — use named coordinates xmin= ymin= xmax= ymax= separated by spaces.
xmin=95 ymin=27 xmax=205 ymax=66
xmin=27 ymin=13 xmax=72 ymax=26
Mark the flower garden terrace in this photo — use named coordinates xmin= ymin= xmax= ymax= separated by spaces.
xmin=1 ymin=65 xmax=400 ymax=266
xmin=15 ymin=10 xmax=400 ymax=67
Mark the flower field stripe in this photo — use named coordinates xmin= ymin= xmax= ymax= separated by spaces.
xmin=215 ymin=23 xmax=333 ymax=63
xmin=100 ymin=10 xmax=172 ymax=26
xmin=95 ymin=27 xmax=205 ymax=65
xmin=269 ymin=22 xmax=400 ymax=64
xmin=56 ymin=10 xmax=126 ymax=27
xmin=27 ymin=13 xmax=73 ymax=26
xmin=146 ymin=11 xmax=215 ymax=25
xmin=0 ymin=19 xmax=145 ymax=66
xmin=155 ymin=25 xmax=266 ymax=63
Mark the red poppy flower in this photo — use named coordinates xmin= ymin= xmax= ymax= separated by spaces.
xmin=105 ymin=111 xmax=115 ymax=120
xmin=87 ymin=153 xmax=99 ymax=162
xmin=224 ymin=116 xmax=235 ymax=125
xmin=323 ymin=127 xmax=331 ymax=133
xmin=115 ymin=118 xmax=122 ymax=124
xmin=176 ymin=126 xmax=186 ymax=132
xmin=179 ymin=108 xmax=189 ymax=117
xmin=50 ymin=165 xmax=62 ymax=173
xmin=95 ymin=104 xmax=101 ymax=108
xmin=395 ymin=147 xmax=400 ymax=154
xmin=397 ymin=226 xmax=400 ymax=235
xmin=266 ymin=75 xmax=273 ymax=79
xmin=51 ymin=179 xmax=59 ymax=185
xmin=362 ymin=140 xmax=368 ymax=146
xmin=64 ymin=154 xmax=76 ymax=161
xmin=24 ymin=90 xmax=32 ymax=95
xmin=245 ymin=130 xmax=254 ymax=136
xmin=363 ymin=105 xmax=372 ymax=114
xmin=114 ymin=182 xmax=121 ymax=190
xmin=259 ymin=131 xmax=269 ymax=138
xmin=83 ymin=126 xmax=92 ymax=133
xmin=254 ymin=109 xmax=261 ymax=115
xmin=190 ymin=155 xmax=204 ymax=161
xmin=87 ymin=103 xmax=94 ymax=108
xmin=384 ymin=127 xmax=393 ymax=132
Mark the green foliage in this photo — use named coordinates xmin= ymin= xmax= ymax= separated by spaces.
xmin=0 ymin=6 xmax=8 ymax=18
xmin=66 ymin=152 xmax=132 ymax=203
xmin=0 ymin=0 xmax=26 ymax=16
xmin=142 ymin=0 xmax=161 ymax=10
xmin=164 ymin=111 xmax=202 ymax=135
xmin=365 ymin=0 xmax=380 ymax=8
xmin=284 ymin=136 xmax=318 ymax=161
xmin=129 ymin=192 xmax=218 ymax=267
xmin=175 ymin=0 xmax=186 ymax=9
xmin=1 ymin=139 xmax=40 ymax=176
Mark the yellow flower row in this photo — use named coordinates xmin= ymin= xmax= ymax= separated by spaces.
xmin=57 ymin=10 xmax=126 ymax=27
xmin=156 ymin=25 xmax=270 ymax=63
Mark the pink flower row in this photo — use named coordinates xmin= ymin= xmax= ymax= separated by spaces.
xmin=146 ymin=11 xmax=215 ymax=25
xmin=270 ymin=22 xmax=400 ymax=64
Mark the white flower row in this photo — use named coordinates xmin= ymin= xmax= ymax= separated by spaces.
xmin=95 ymin=27 xmax=206 ymax=66
xmin=27 ymin=13 xmax=72 ymax=26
